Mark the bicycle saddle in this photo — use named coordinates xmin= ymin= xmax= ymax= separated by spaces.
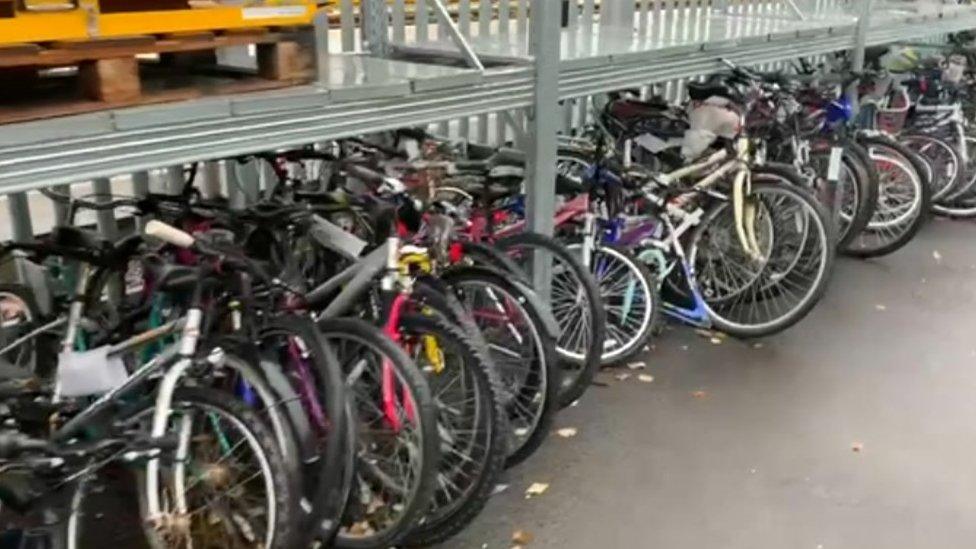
xmin=606 ymin=97 xmax=672 ymax=120
xmin=687 ymin=80 xmax=737 ymax=102
xmin=466 ymin=143 xmax=527 ymax=169
xmin=44 ymin=228 xmax=143 ymax=268
xmin=150 ymin=262 xmax=198 ymax=293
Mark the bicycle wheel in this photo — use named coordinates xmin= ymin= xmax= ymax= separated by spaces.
xmin=441 ymin=266 xmax=559 ymax=467
xmin=563 ymin=241 xmax=658 ymax=366
xmin=317 ymin=318 xmax=439 ymax=549
xmin=845 ymin=135 xmax=931 ymax=258
xmin=494 ymin=232 xmax=606 ymax=407
xmin=398 ymin=313 xmax=507 ymax=547
xmin=901 ymin=133 xmax=961 ymax=201
xmin=0 ymin=283 xmax=53 ymax=378
xmin=807 ymin=146 xmax=877 ymax=249
xmin=137 ymin=387 xmax=301 ymax=549
xmin=690 ymin=180 xmax=834 ymax=338
xmin=254 ymin=317 xmax=348 ymax=544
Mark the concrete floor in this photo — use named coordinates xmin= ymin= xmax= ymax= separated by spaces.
xmin=448 ymin=218 xmax=976 ymax=549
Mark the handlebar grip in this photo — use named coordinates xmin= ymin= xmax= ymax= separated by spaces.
xmin=144 ymin=220 xmax=195 ymax=249
xmin=345 ymin=162 xmax=387 ymax=185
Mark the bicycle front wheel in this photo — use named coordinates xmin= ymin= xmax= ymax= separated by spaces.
xmin=690 ymin=180 xmax=834 ymax=338
xmin=494 ymin=232 xmax=606 ymax=408
xmin=137 ymin=387 xmax=301 ymax=549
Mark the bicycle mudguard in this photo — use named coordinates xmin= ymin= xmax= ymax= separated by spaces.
xmin=459 ymin=241 xmax=530 ymax=284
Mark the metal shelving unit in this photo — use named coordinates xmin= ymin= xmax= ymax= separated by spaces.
xmin=0 ymin=0 xmax=973 ymax=241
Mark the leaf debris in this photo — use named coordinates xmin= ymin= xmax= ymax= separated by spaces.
xmin=525 ymin=482 xmax=549 ymax=499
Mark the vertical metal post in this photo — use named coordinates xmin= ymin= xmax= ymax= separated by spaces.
xmin=851 ymin=0 xmax=873 ymax=72
xmin=314 ymin=9 xmax=331 ymax=83
xmin=51 ymin=185 xmax=72 ymax=227
xmin=361 ymin=0 xmax=389 ymax=56
xmin=162 ymin=165 xmax=184 ymax=194
xmin=200 ymin=161 xmax=223 ymax=199
xmin=525 ymin=0 xmax=561 ymax=296
xmin=92 ymin=177 xmax=122 ymax=304
xmin=600 ymin=0 xmax=634 ymax=34
xmin=7 ymin=193 xmax=33 ymax=243
xmin=131 ymin=171 xmax=150 ymax=231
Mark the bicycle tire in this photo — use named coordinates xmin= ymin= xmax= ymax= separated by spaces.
xmin=255 ymin=317 xmax=348 ymax=545
xmin=563 ymin=240 xmax=659 ymax=366
xmin=494 ymin=232 xmax=606 ymax=408
xmin=440 ymin=266 xmax=559 ymax=467
xmin=691 ymin=179 xmax=834 ymax=338
xmin=317 ymin=317 xmax=439 ymax=549
xmin=900 ymin=132 xmax=962 ymax=201
xmin=136 ymin=387 xmax=302 ymax=549
xmin=398 ymin=313 xmax=507 ymax=547
xmin=845 ymin=134 xmax=931 ymax=258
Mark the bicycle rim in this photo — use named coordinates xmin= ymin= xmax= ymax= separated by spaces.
xmin=692 ymin=183 xmax=832 ymax=336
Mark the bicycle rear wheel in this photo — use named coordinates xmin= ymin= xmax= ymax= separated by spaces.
xmin=900 ymin=133 xmax=961 ymax=201
xmin=494 ymin=232 xmax=606 ymax=408
xmin=398 ymin=313 xmax=507 ymax=547
xmin=845 ymin=135 xmax=931 ymax=258
xmin=563 ymin=241 xmax=659 ymax=366
xmin=441 ymin=266 xmax=559 ymax=467
xmin=318 ymin=318 xmax=439 ymax=549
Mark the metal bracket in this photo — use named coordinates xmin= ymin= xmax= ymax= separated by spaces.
xmin=425 ymin=0 xmax=485 ymax=71
xmin=782 ymin=0 xmax=807 ymax=21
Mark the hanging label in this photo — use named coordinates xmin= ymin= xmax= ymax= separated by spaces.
xmin=58 ymin=346 xmax=128 ymax=398
xmin=827 ymin=146 xmax=844 ymax=182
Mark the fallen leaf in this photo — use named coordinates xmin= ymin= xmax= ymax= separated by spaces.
xmin=492 ymin=483 xmax=510 ymax=496
xmin=637 ymin=374 xmax=654 ymax=383
xmin=627 ymin=361 xmax=647 ymax=370
xmin=614 ymin=372 xmax=631 ymax=381
xmin=752 ymin=342 xmax=764 ymax=349
xmin=570 ymin=399 xmax=580 ymax=407
xmin=525 ymin=482 xmax=549 ymax=499
xmin=749 ymin=468 xmax=757 ymax=474
xmin=556 ymin=427 xmax=578 ymax=438
xmin=691 ymin=390 xmax=707 ymax=399
xmin=851 ymin=442 xmax=864 ymax=453
xmin=710 ymin=337 xmax=722 ymax=345
xmin=695 ymin=328 xmax=713 ymax=338
xmin=681 ymin=345 xmax=689 ymax=351
xmin=875 ymin=304 xmax=887 ymax=311
xmin=512 ymin=530 xmax=535 ymax=545
xmin=933 ymin=250 xmax=943 ymax=263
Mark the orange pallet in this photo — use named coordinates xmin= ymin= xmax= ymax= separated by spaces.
xmin=0 ymin=28 xmax=314 ymax=124
xmin=0 ymin=0 xmax=316 ymax=46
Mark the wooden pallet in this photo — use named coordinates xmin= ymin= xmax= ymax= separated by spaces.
xmin=0 ymin=27 xmax=314 ymax=125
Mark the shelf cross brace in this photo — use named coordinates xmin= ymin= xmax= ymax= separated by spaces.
xmin=425 ymin=0 xmax=485 ymax=71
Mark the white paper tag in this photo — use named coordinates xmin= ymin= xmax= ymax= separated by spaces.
xmin=310 ymin=215 xmax=368 ymax=260
xmin=242 ymin=6 xmax=306 ymax=19
xmin=826 ymin=146 xmax=844 ymax=182
xmin=57 ymin=346 xmax=128 ymax=398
